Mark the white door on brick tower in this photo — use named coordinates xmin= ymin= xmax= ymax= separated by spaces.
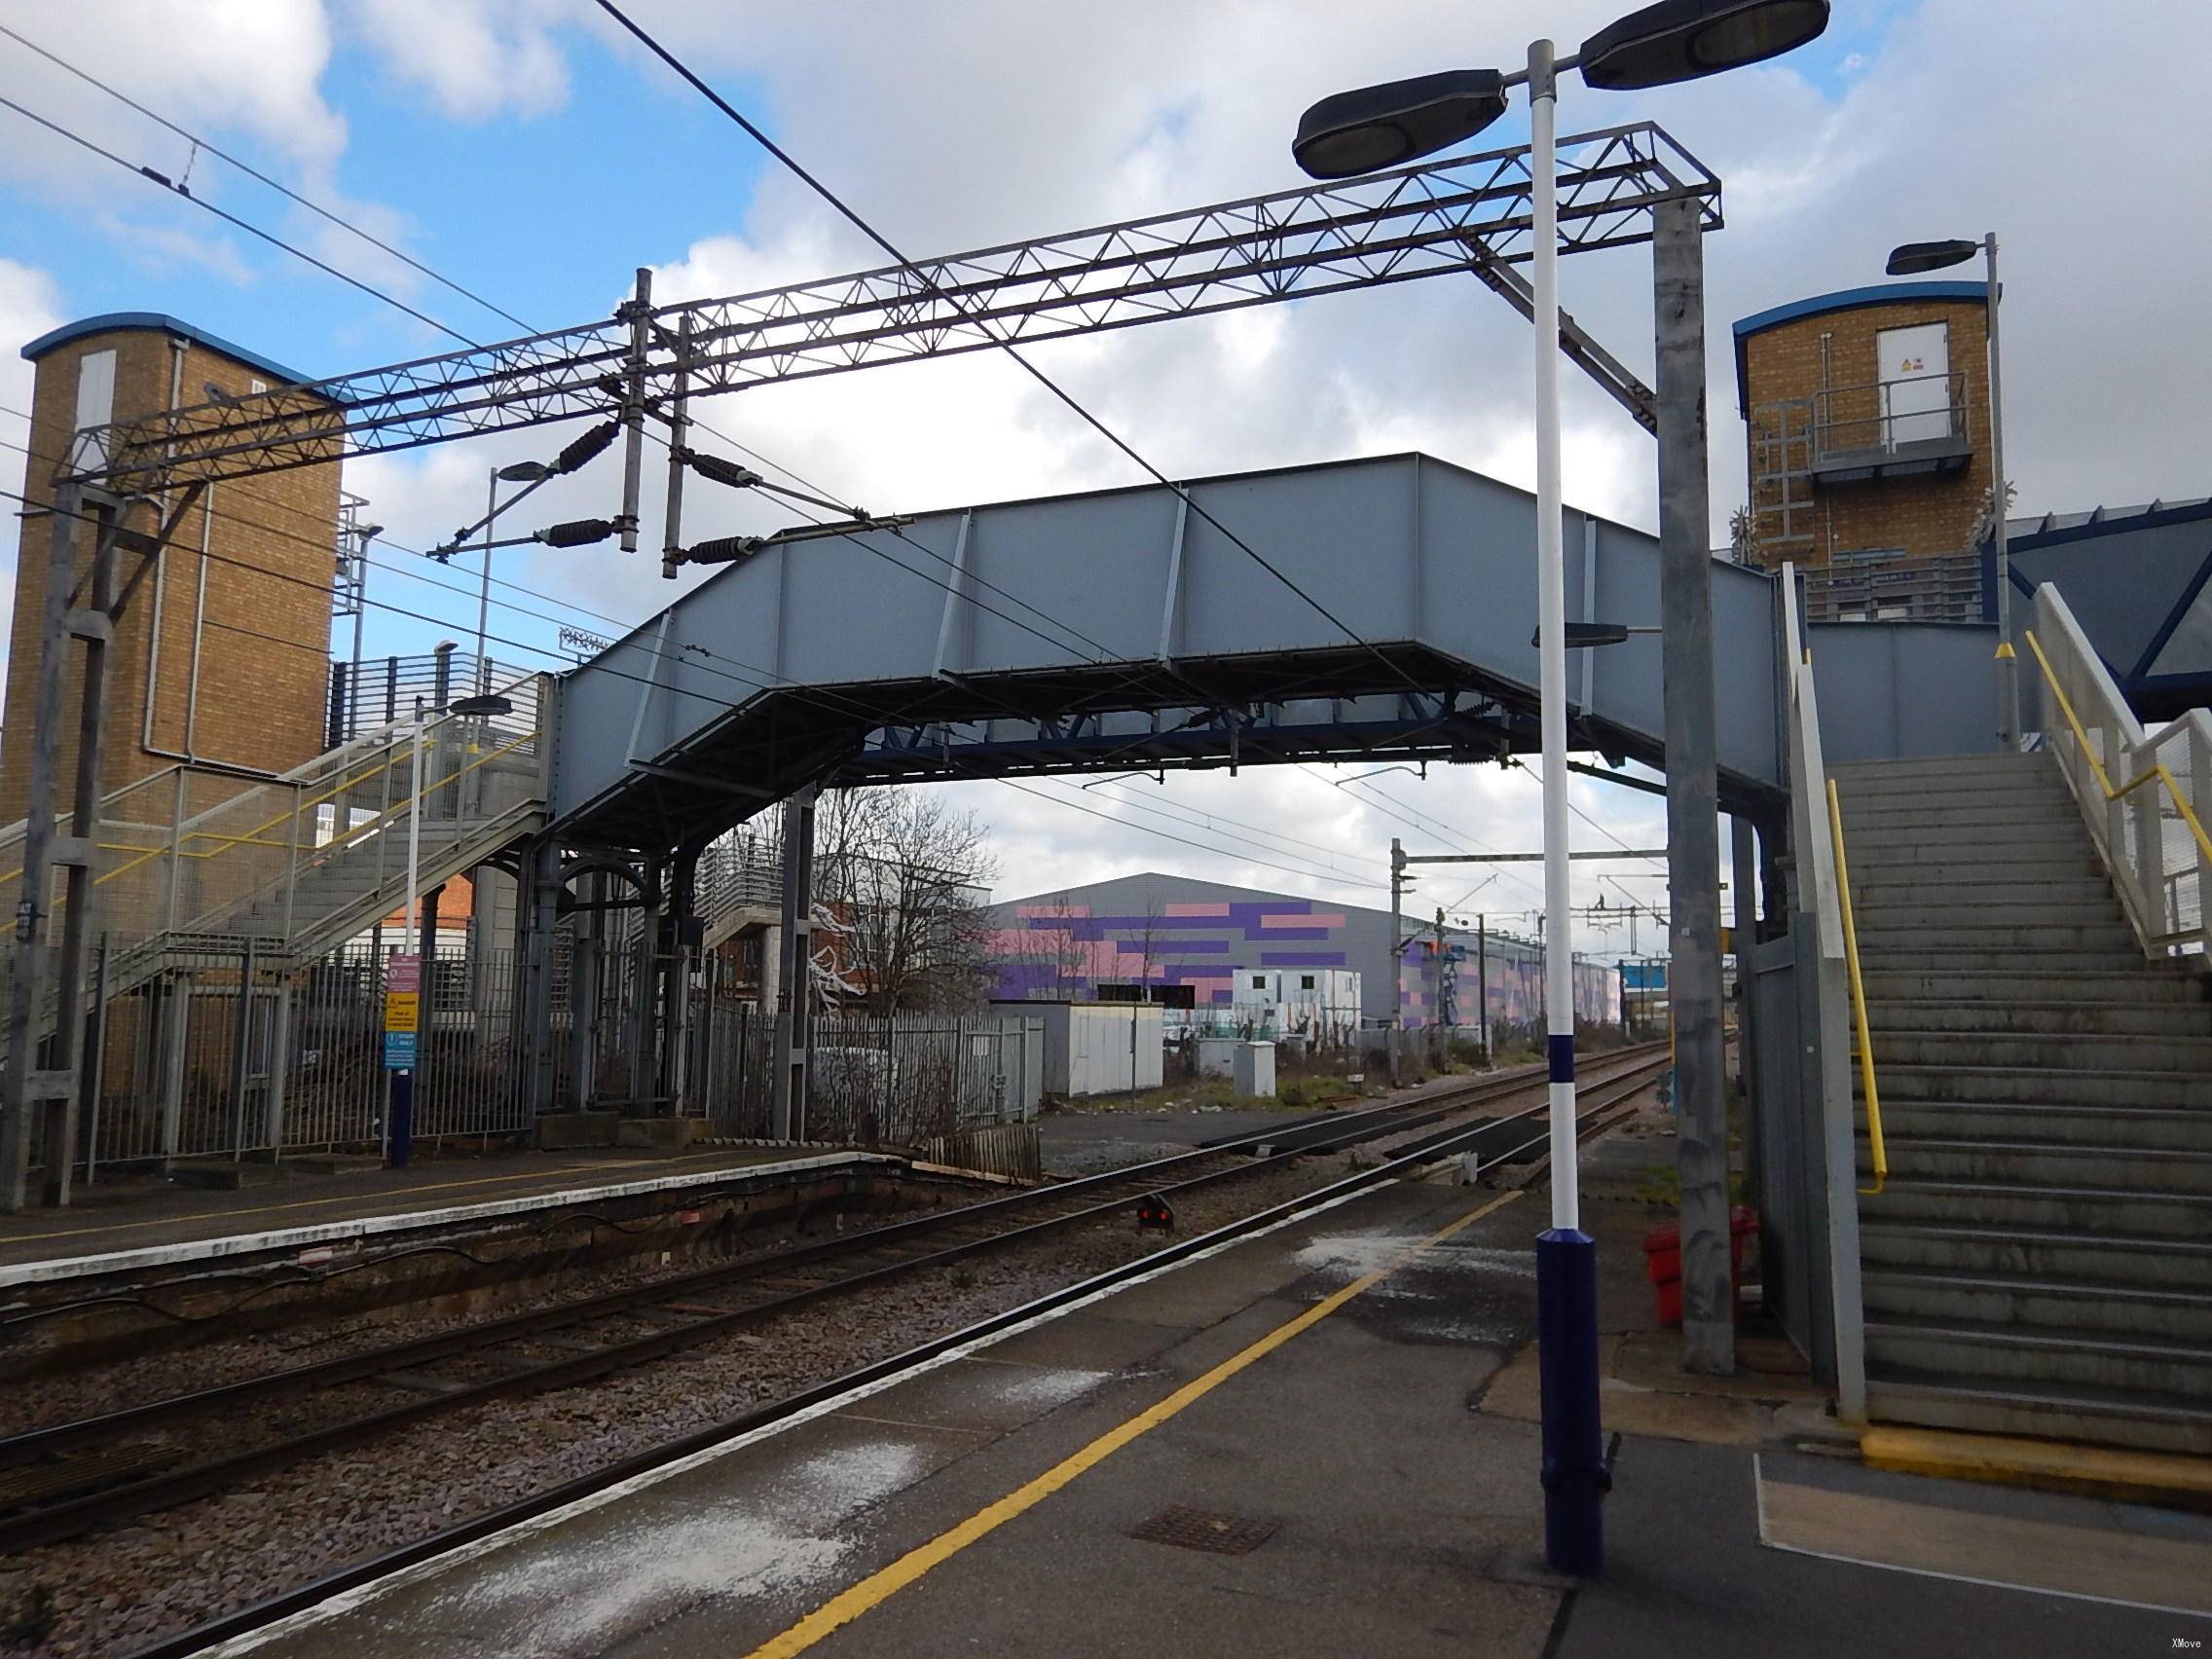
xmin=1875 ymin=321 xmax=1952 ymax=449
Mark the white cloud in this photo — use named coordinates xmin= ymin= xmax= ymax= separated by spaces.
xmin=0 ymin=255 xmax=66 ymax=684
xmin=348 ymin=0 xmax=571 ymax=122
xmin=0 ymin=2 xmax=347 ymax=194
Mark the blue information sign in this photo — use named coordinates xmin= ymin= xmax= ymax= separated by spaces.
xmin=383 ymin=1031 xmax=418 ymax=1069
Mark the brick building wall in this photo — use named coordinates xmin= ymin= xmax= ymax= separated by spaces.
xmin=1739 ymin=286 xmax=1992 ymax=572
xmin=0 ymin=318 xmax=342 ymax=827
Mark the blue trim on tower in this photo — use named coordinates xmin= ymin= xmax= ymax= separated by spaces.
xmin=1548 ymin=1033 xmax=1575 ymax=1084
xmin=20 ymin=313 xmax=329 ymax=399
xmin=1732 ymin=280 xmax=1987 ymax=410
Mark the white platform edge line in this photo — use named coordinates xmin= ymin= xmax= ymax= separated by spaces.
xmin=1751 ymin=1454 xmax=2212 ymax=1622
xmin=0 ymin=1154 xmax=900 ymax=1289
xmin=201 ymin=1176 xmax=1404 ymax=1655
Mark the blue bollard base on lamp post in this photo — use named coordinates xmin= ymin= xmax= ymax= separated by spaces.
xmin=1535 ymin=1225 xmax=1607 ymax=1577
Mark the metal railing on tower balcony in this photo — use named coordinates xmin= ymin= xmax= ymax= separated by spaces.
xmin=1809 ymin=369 xmax=1972 ymax=470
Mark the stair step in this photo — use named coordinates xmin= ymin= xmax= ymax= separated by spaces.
xmin=1862 ymin=1267 xmax=2212 ymax=1344
xmin=1837 ymin=804 xmax=2085 ymax=836
xmin=1860 ymin=968 xmax=2211 ymax=1005
xmin=1854 ymin=921 xmax=2142 ymax=952
xmin=1857 ymin=1135 xmax=2212 ymax=1194
xmin=1856 ymin=944 xmax=2151 ymax=974
xmin=1854 ymin=908 xmax=2129 ymax=941
xmin=1830 ymin=754 xmax=2054 ymax=781
xmin=1861 ymin=1175 xmax=2212 ymax=1236
xmin=1864 ymin=1374 xmax=2212 ymax=1456
xmin=1874 ymin=1099 xmax=2212 ymax=1154
xmin=1843 ymin=824 xmax=2091 ymax=854
xmin=1865 ymin=1314 xmax=2212 ymax=1402
xmin=1850 ymin=877 xmax=2118 ymax=909
xmin=1868 ymin=1062 xmax=2212 ymax=1108
xmin=1864 ymin=1029 xmax=2212 ymax=1073
xmin=1860 ymin=1220 xmax=2212 ymax=1289
xmin=1849 ymin=863 xmax=2105 ymax=889
xmin=1863 ymin=999 xmax=2212 ymax=1037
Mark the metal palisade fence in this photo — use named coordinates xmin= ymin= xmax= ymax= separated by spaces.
xmin=18 ymin=924 xmax=1043 ymax=1181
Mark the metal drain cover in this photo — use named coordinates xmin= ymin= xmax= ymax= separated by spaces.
xmin=1129 ymin=1504 xmax=1280 ymax=1555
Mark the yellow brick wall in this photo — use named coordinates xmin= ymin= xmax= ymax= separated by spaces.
xmin=0 ymin=325 xmax=341 ymax=827
xmin=1742 ymin=296 xmax=1992 ymax=570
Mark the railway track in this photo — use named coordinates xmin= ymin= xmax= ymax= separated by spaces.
xmin=0 ymin=1044 xmax=1669 ymax=1557
xmin=131 ymin=1049 xmax=1670 ymax=1659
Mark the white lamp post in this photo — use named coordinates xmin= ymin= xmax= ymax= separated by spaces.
xmin=1292 ymin=0 xmax=1830 ymax=1578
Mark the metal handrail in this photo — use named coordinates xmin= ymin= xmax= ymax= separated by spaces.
xmin=1826 ymin=777 xmax=1886 ymax=1196
xmin=2023 ymin=628 xmax=2212 ymax=870
xmin=1809 ymin=368 xmax=1970 ymax=461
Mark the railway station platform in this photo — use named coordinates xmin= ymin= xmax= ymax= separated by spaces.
xmin=207 ymin=1142 xmax=2212 ymax=1659
xmin=0 ymin=1144 xmax=899 ymax=1287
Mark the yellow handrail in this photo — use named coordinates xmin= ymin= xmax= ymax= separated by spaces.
xmin=1826 ymin=777 xmax=1886 ymax=1196
xmin=2023 ymin=628 xmax=2212 ymax=870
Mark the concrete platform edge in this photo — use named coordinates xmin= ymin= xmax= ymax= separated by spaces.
xmin=0 ymin=1152 xmax=904 ymax=1290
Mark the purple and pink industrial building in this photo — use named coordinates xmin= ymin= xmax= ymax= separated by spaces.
xmin=987 ymin=871 xmax=1621 ymax=1031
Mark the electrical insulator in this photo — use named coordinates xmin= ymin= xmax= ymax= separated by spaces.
xmin=536 ymin=518 xmax=615 ymax=548
xmin=682 ymin=450 xmax=762 ymax=491
xmin=683 ymin=535 xmax=764 ymax=566
xmin=553 ymin=420 xmax=620 ymax=475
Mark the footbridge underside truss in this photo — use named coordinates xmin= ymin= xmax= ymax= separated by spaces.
xmin=550 ymin=452 xmax=1790 ymax=851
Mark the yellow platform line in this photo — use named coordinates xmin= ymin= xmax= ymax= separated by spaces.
xmin=742 ymin=1186 xmax=1528 ymax=1659
xmin=1862 ymin=1425 xmax=2212 ymax=1508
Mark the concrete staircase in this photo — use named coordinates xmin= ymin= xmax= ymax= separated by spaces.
xmin=1833 ymin=751 xmax=2212 ymax=1454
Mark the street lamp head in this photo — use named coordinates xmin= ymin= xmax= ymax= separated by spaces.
xmin=1885 ymin=238 xmax=1981 ymax=276
xmin=355 ymin=523 xmax=384 ymax=543
xmin=496 ymin=460 xmax=553 ymax=483
xmin=1292 ymin=68 xmax=1508 ymax=180
xmin=1578 ymin=0 xmax=1830 ymax=91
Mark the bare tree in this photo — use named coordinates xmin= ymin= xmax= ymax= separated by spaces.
xmin=813 ymin=787 xmax=1000 ymax=1014
xmin=1006 ymin=890 xmax=1089 ymax=1002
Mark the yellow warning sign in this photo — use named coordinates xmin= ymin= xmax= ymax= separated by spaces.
xmin=384 ymin=992 xmax=421 ymax=1033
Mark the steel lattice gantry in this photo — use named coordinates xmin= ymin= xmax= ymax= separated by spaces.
xmin=77 ymin=123 xmax=1714 ymax=486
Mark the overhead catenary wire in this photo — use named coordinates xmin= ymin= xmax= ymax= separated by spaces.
xmin=1080 ymin=779 xmax=1391 ymax=874
xmin=2 ymin=36 xmax=1499 ymax=858
xmin=0 ymin=54 xmax=1505 ymax=853
xmin=0 ymin=21 xmax=537 ymax=339
xmin=0 ymin=45 xmax=953 ymax=579
xmin=0 ymin=419 xmax=1113 ymax=708
xmin=0 ymin=90 xmax=475 ymax=347
xmin=593 ymin=0 xmax=1440 ymax=711
xmin=1025 ymin=776 xmax=1387 ymax=888
xmin=994 ymin=779 xmax=1386 ymax=900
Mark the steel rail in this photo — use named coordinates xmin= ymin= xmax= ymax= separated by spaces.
xmin=0 ymin=1051 xmax=1600 ymax=1455
xmin=0 ymin=1048 xmax=1668 ymax=1551
xmin=125 ymin=1052 xmax=1665 ymax=1659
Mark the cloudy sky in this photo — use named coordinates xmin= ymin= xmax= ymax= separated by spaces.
xmin=0 ymin=0 xmax=2202 ymax=956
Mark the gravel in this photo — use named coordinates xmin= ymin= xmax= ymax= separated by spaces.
xmin=0 ymin=1090 xmax=1544 ymax=1657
